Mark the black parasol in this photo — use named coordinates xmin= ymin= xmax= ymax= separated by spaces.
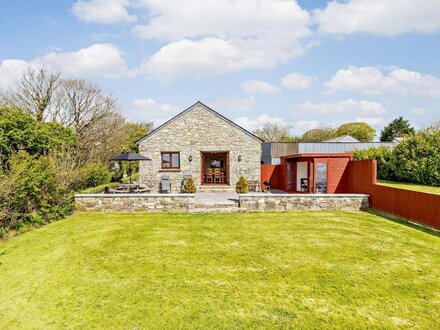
xmin=109 ymin=152 xmax=151 ymax=183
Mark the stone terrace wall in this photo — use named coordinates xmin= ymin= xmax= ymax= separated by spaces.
xmin=75 ymin=193 xmax=369 ymax=213
xmin=75 ymin=194 xmax=195 ymax=212
xmin=239 ymin=194 xmax=369 ymax=211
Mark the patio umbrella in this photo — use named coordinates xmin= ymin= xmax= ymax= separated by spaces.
xmin=109 ymin=152 xmax=151 ymax=183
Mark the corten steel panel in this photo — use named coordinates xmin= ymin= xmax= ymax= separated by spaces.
xmin=346 ymin=160 xmax=440 ymax=230
xmin=260 ymin=165 xmax=283 ymax=190
xmin=328 ymin=157 xmax=350 ymax=193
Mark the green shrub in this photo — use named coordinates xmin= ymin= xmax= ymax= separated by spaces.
xmin=183 ymin=176 xmax=197 ymax=193
xmin=236 ymin=176 xmax=249 ymax=194
xmin=353 ymin=125 xmax=440 ymax=186
xmin=391 ymin=127 xmax=440 ymax=186
xmin=79 ymin=162 xmax=112 ymax=188
xmin=353 ymin=146 xmax=395 ymax=181
xmin=0 ymin=153 xmax=75 ymax=234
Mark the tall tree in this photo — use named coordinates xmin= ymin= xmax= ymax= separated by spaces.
xmin=0 ymin=106 xmax=77 ymax=165
xmin=253 ymin=123 xmax=297 ymax=142
xmin=380 ymin=116 xmax=414 ymax=142
xmin=300 ymin=128 xmax=335 ymax=142
xmin=56 ymin=79 xmax=122 ymax=162
xmin=2 ymin=67 xmax=60 ymax=121
xmin=335 ymin=122 xmax=376 ymax=142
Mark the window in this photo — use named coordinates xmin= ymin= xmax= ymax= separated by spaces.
xmin=161 ymin=152 xmax=180 ymax=169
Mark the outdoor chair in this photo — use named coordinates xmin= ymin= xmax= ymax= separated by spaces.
xmin=248 ymin=180 xmax=260 ymax=192
xmin=300 ymin=178 xmax=308 ymax=192
xmin=160 ymin=175 xmax=171 ymax=193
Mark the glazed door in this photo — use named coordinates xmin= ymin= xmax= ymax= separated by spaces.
xmin=315 ymin=163 xmax=327 ymax=193
xmin=286 ymin=162 xmax=294 ymax=191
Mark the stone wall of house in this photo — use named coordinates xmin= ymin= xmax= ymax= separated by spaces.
xmin=138 ymin=104 xmax=262 ymax=193
xmin=75 ymin=194 xmax=195 ymax=212
xmin=239 ymin=194 xmax=369 ymax=211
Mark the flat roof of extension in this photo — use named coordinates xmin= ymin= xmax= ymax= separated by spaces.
xmin=281 ymin=153 xmax=353 ymax=159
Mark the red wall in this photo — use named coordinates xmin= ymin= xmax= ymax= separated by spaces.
xmin=260 ymin=165 xmax=283 ymax=190
xmin=346 ymin=160 xmax=440 ymax=230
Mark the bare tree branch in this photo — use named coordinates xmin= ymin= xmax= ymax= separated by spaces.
xmin=3 ymin=67 xmax=60 ymax=121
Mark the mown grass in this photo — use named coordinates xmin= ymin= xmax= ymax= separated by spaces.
xmin=378 ymin=180 xmax=440 ymax=195
xmin=0 ymin=211 xmax=439 ymax=329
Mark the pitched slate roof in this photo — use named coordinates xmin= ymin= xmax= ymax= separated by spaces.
xmin=136 ymin=101 xmax=263 ymax=144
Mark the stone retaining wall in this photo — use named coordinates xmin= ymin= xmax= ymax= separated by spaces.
xmin=75 ymin=194 xmax=195 ymax=212
xmin=239 ymin=194 xmax=369 ymax=211
xmin=75 ymin=193 xmax=369 ymax=213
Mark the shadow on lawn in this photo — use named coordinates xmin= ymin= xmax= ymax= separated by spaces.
xmin=364 ymin=209 xmax=440 ymax=238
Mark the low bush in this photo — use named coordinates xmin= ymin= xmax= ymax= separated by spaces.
xmin=0 ymin=153 xmax=75 ymax=234
xmin=78 ymin=162 xmax=112 ymax=188
xmin=183 ymin=176 xmax=197 ymax=193
xmin=236 ymin=176 xmax=249 ymax=193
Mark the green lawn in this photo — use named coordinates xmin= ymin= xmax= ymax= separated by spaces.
xmin=378 ymin=180 xmax=440 ymax=195
xmin=1 ymin=212 xmax=439 ymax=329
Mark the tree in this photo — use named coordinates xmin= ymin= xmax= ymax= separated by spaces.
xmin=0 ymin=106 xmax=77 ymax=165
xmin=300 ymin=128 xmax=335 ymax=142
xmin=380 ymin=117 xmax=414 ymax=142
xmin=56 ymin=79 xmax=122 ymax=162
xmin=2 ymin=67 xmax=60 ymax=121
xmin=253 ymin=123 xmax=297 ymax=142
xmin=335 ymin=122 xmax=376 ymax=142
xmin=120 ymin=122 xmax=153 ymax=153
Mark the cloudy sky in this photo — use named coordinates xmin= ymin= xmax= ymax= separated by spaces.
xmin=1 ymin=0 xmax=439 ymax=137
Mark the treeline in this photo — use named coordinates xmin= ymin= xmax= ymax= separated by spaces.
xmin=0 ymin=67 xmax=151 ymax=237
xmin=354 ymin=124 xmax=440 ymax=186
xmin=253 ymin=116 xmax=415 ymax=143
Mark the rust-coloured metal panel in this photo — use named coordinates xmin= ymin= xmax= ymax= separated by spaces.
xmin=260 ymin=165 xmax=283 ymax=190
xmin=345 ymin=160 xmax=440 ymax=230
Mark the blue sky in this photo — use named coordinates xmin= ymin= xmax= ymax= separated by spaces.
xmin=1 ymin=0 xmax=439 ymax=138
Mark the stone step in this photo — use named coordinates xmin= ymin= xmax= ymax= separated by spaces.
xmin=198 ymin=186 xmax=236 ymax=193
xmin=194 ymin=202 xmax=238 ymax=209
xmin=191 ymin=207 xmax=242 ymax=213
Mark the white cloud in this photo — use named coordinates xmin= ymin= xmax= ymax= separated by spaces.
xmin=234 ymin=113 xmax=287 ymax=131
xmin=241 ymin=80 xmax=280 ymax=95
xmin=0 ymin=59 xmax=36 ymax=90
xmin=136 ymin=0 xmax=311 ymax=79
xmin=292 ymin=120 xmax=321 ymax=134
xmin=296 ymin=99 xmax=387 ymax=116
xmin=34 ymin=43 xmax=133 ymax=78
xmin=0 ymin=44 xmax=133 ymax=88
xmin=314 ymin=0 xmax=440 ymax=36
xmin=281 ymin=72 xmax=316 ymax=91
xmin=325 ymin=66 xmax=440 ymax=98
xmin=126 ymin=98 xmax=180 ymax=124
xmin=356 ymin=117 xmax=385 ymax=126
xmin=210 ymin=96 xmax=256 ymax=112
xmin=72 ymin=0 xmax=136 ymax=24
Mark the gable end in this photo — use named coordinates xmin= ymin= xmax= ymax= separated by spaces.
xmin=136 ymin=101 xmax=263 ymax=144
